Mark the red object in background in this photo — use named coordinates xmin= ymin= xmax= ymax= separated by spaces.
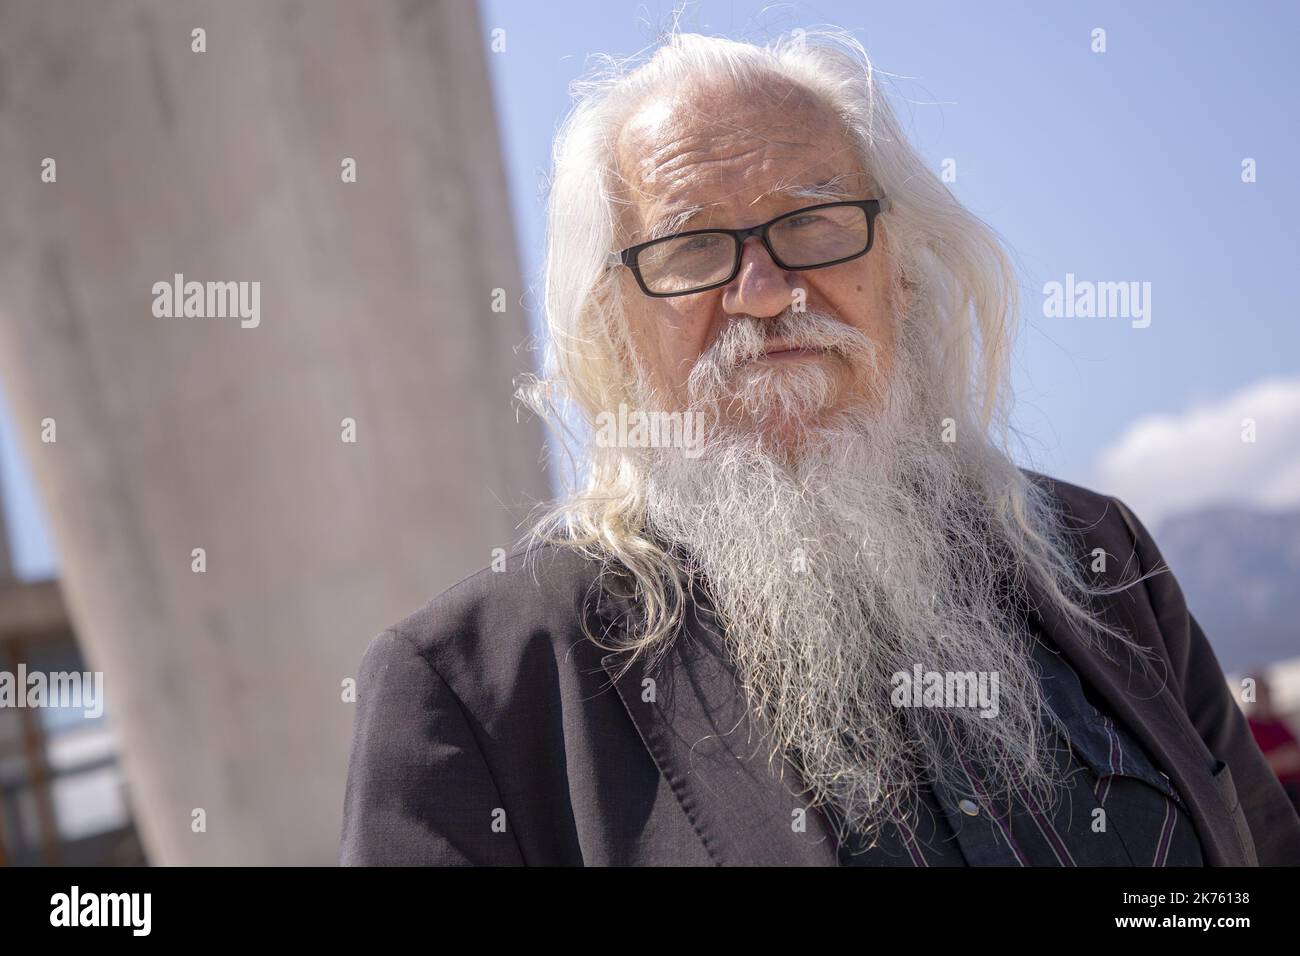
xmin=1248 ymin=715 xmax=1300 ymax=812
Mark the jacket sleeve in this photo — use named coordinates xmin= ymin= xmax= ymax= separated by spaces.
xmin=340 ymin=628 xmax=524 ymax=865
xmin=1112 ymin=496 xmax=1300 ymax=866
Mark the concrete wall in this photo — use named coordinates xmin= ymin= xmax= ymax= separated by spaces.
xmin=0 ymin=0 xmax=547 ymax=863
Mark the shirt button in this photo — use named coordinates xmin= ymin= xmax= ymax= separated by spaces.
xmin=958 ymin=798 xmax=980 ymax=816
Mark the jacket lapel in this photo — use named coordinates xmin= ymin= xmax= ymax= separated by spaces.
xmin=1022 ymin=571 xmax=1249 ymax=865
xmin=598 ymin=584 xmax=840 ymax=866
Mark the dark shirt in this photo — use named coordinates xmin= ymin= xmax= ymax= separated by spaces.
xmin=826 ymin=626 xmax=1205 ymax=866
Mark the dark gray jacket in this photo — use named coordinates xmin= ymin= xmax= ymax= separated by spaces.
xmin=339 ymin=472 xmax=1300 ymax=865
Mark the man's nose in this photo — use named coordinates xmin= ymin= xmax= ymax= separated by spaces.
xmin=721 ymin=236 xmax=796 ymax=319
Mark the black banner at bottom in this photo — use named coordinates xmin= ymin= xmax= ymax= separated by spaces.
xmin=0 ymin=865 xmax=1286 ymax=940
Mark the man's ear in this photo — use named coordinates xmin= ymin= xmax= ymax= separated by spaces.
xmin=894 ymin=268 xmax=916 ymax=311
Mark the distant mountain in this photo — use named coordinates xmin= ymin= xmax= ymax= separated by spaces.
xmin=1151 ymin=506 xmax=1300 ymax=673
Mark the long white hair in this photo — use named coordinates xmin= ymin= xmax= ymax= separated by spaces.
xmin=517 ymin=26 xmax=1155 ymax=668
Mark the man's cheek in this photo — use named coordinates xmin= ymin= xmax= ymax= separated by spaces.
xmin=670 ymin=348 xmax=700 ymax=389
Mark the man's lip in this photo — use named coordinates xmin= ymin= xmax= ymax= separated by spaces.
xmin=757 ymin=345 xmax=824 ymax=358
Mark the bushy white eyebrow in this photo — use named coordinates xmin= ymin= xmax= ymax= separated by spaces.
xmin=646 ymin=205 xmax=708 ymax=242
xmin=763 ymin=178 xmax=859 ymax=205
xmin=641 ymin=178 xmax=860 ymax=243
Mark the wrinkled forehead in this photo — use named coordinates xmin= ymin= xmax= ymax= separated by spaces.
xmin=611 ymin=77 xmax=872 ymax=247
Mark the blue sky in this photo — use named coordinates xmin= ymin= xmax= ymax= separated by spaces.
xmin=3 ymin=0 xmax=1297 ymax=578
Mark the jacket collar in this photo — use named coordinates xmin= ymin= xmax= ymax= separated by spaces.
xmin=598 ymin=575 xmax=840 ymax=865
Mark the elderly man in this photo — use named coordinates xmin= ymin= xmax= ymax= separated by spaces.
xmin=340 ymin=29 xmax=1300 ymax=866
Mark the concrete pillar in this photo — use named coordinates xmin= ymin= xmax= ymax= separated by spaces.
xmin=0 ymin=0 xmax=546 ymax=863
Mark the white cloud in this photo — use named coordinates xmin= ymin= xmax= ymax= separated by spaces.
xmin=1093 ymin=376 xmax=1300 ymax=527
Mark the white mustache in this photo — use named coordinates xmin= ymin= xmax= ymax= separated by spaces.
xmin=691 ymin=311 xmax=878 ymax=379
xmin=683 ymin=311 xmax=881 ymax=417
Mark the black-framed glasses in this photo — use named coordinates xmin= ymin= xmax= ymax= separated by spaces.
xmin=614 ymin=197 xmax=890 ymax=298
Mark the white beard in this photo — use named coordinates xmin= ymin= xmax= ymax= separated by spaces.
xmin=638 ymin=310 xmax=1070 ymax=843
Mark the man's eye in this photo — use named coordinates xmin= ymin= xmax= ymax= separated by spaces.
xmin=785 ymin=214 xmax=824 ymax=228
xmin=681 ymin=235 xmax=721 ymax=251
